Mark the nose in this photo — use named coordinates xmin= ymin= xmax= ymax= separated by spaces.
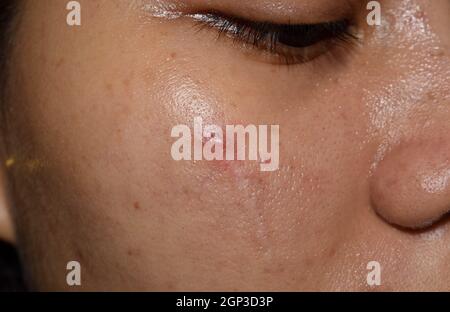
xmin=370 ymin=138 xmax=450 ymax=229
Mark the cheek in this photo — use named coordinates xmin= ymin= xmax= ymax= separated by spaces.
xmin=148 ymin=66 xmax=371 ymax=262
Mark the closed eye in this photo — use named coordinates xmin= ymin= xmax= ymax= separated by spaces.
xmin=189 ymin=11 xmax=359 ymax=66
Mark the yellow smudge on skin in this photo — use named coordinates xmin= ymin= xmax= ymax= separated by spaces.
xmin=4 ymin=157 xmax=45 ymax=172
xmin=5 ymin=158 xmax=15 ymax=168
xmin=26 ymin=159 xmax=43 ymax=172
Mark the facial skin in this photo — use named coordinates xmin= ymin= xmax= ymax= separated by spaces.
xmin=0 ymin=0 xmax=449 ymax=291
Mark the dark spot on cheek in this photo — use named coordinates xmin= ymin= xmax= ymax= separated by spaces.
xmin=105 ymin=82 xmax=113 ymax=93
xmin=426 ymin=91 xmax=436 ymax=101
xmin=133 ymin=201 xmax=141 ymax=210
xmin=182 ymin=186 xmax=190 ymax=195
xmin=170 ymin=52 xmax=177 ymax=59
xmin=127 ymin=248 xmax=142 ymax=257
xmin=55 ymin=57 xmax=65 ymax=68
xmin=327 ymin=247 xmax=337 ymax=258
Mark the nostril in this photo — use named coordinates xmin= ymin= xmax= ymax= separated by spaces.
xmin=370 ymin=139 xmax=450 ymax=230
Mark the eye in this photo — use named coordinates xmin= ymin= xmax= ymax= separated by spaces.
xmin=189 ymin=12 xmax=358 ymax=66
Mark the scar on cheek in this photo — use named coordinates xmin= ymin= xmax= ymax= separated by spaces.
xmin=171 ymin=117 xmax=280 ymax=172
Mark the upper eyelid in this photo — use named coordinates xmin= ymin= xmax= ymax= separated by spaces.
xmin=186 ymin=11 xmax=359 ymax=66
xmin=188 ymin=12 xmax=356 ymax=46
xmin=188 ymin=11 xmax=346 ymax=31
xmin=140 ymin=0 xmax=358 ymax=25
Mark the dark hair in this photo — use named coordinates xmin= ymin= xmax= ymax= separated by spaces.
xmin=0 ymin=241 xmax=25 ymax=291
xmin=0 ymin=0 xmax=26 ymax=292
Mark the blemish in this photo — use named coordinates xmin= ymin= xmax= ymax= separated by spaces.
xmin=181 ymin=186 xmax=190 ymax=195
xmin=426 ymin=91 xmax=436 ymax=101
xmin=55 ymin=57 xmax=65 ymax=68
xmin=328 ymin=247 xmax=337 ymax=258
xmin=133 ymin=201 xmax=141 ymax=210
xmin=127 ymin=248 xmax=141 ymax=257
xmin=105 ymin=83 xmax=113 ymax=93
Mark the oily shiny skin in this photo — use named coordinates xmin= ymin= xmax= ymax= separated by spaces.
xmin=2 ymin=0 xmax=450 ymax=290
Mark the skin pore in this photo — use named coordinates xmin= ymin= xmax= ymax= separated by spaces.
xmin=0 ymin=0 xmax=449 ymax=290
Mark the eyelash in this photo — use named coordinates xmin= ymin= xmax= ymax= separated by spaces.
xmin=190 ymin=12 xmax=358 ymax=66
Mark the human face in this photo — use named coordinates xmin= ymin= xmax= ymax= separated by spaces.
xmin=2 ymin=0 xmax=449 ymax=290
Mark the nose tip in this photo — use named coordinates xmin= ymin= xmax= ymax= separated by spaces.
xmin=370 ymin=139 xmax=450 ymax=229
